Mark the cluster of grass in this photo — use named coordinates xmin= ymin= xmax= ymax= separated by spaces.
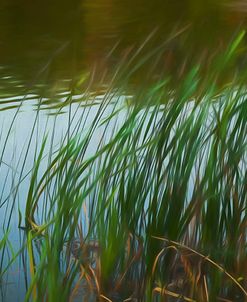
xmin=0 ymin=32 xmax=247 ymax=302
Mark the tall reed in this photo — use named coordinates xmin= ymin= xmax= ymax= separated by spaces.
xmin=0 ymin=31 xmax=246 ymax=302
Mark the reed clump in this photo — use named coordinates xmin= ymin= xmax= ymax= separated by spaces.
xmin=0 ymin=32 xmax=246 ymax=302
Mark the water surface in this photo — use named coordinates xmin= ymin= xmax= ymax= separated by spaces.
xmin=1 ymin=0 xmax=247 ymax=100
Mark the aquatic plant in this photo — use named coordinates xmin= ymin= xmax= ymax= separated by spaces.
xmin=0 ymin=31 xmax=246 ymax=302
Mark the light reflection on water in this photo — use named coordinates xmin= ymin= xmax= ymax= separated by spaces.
xmin=0 ymin=93 xmax=128 ymax=301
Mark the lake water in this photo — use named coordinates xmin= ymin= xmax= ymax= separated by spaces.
xmin=1 ymin=0 xmax=247 ymax=99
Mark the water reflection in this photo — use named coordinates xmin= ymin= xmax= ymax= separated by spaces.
xmin=0 ymin=0 xmax=247 ymax=101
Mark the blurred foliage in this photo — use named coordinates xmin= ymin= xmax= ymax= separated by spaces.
xmin=1 ymin=0 xmax=247 ymax=97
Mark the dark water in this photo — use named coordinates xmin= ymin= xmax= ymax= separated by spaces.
xmin=1 ymin=0 xmax=247 ymax=101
